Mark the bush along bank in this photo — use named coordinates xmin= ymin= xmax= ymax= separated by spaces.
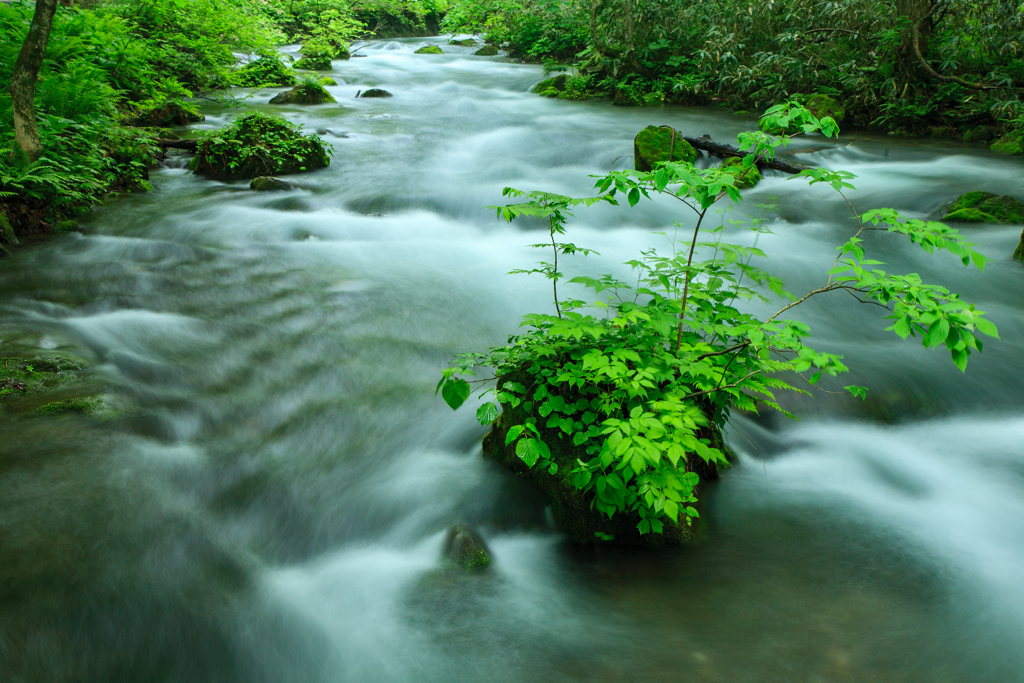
xmin=189 ymin=112 xmax=331 ymax=180
xmin=437 ymin=103 xmax=998 ymax=545
xmin=444 ymin=0 xmax=1024 ymax=151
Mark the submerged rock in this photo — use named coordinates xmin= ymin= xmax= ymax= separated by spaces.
xmin=474 ymin=45 xmax=498 ymax=56
xmin=634 ymin=125 xmax=698 ymax=171
xmin=0 ymin=354 xmax=106 ymax=417
xmin=250 ymin=177 xmax=294 ymax=192
xmin=414 ymin=45 xmax=445 ymax=54
xmin=189 ymin=112 xmax=330 ymax=180
xmin=269 ymin=82 xmax=337 ymax=105
xmin=360 ymin=88 xmax=393 ymax=98
xmin=720 ymin=156 xmax=762 ymax=188
xmin=442 ymin=525 xmax=491 ymax=570
xmin=941 ymin=191 xmax=1024 ymax=224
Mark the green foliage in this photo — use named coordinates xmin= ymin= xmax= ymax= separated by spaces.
xmin=233 ymin=54 xmax=298 ymax=87
xmin=188 ymin=112 xmax=332 ymax=179
xmin=438 ymin=104 xmax=997 ymax=536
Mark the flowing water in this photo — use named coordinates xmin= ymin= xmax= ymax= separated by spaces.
xmin=2 ymin=38 xmax=1024 ymax=682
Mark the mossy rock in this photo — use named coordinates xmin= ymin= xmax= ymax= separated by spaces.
xmin=940 ymin=191 xmax=1024 ymax=224
xmin=634 ymin=125 xmax=698 ymax=172
xmin=250 ymin=177 xmax=294 ymax=191
xmin=963 ymin=127 xmax=995 ymax=143
xmin=130 ymin=101 xmax=205 ymax=127
xmin=449 ymin=38 xmax=478 ymax=46
xmin=268 ymin=82 xmax=337 ymax=105
xmin=539 ymin=87 xmax=559 ymax=98
xmin=806 ymin=93 xmax=845 ymax=122
xmin=532 ymin=74 xmax=566 ymax=94
xmin=991 ymin=130 xmax=1024 ymax=156
xmin=720 ymin=156 xmax=762 ymax=188
xmin=474 ymin=45 xmax=498 ymax=56
xmin=0 ymin=355 xmax=105 ymax=418
xmin=1014 ymin=229 xmax=1024 ymax=262
xmin=360 ymin=88 xmax=393 ymax=98
xmin=55 ymin=220 xmax=79 ymax=233
xmin=294 ymin=54 xmax=333 ymax=70
xmin=233 ymin=55 xmax=297 ymax=87
xmin=442 ymin=525 xmax=491 ymax=570
xmin=0 ymin=214 xmax=17 ymax=246
xmin=414 ymin=45 xmax=445 ymax=54
xmin=319 ymin=76 xmax=338 ymax=86
xmin=189 ymin=112 xmax=330 ymax=180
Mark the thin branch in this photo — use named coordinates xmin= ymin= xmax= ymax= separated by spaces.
xmin=764 ymin=284 xmax=842 ymax=325
xmin=680 ymin=370 xmax=761 ymax=402
xmin=694 ymin=341 xmax=750 ymax=362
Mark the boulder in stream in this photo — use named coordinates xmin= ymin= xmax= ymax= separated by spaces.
xmin=720 ymin=156 xmax=762 ymax=188
xmin=805 ymin=93 xmax=846 ymax=122
xmin=360 ymin=88 xmax=393 ymax=98
xmin=941 ymin=191 xmax=1024 ymax=224
xmin=250 ymin=177 xmax=295 ymax=192
xmin=415 ymin=45 xmax=445 ymax=55
xmin=189 ymin=112 xmax=330 ymax=180
xmin=474 ymin=45 xmax=499 ymax=56
xmin=532 ymin=74 xmax=566 ymax=97
xmin=442 ymin=525 xmax=491 ymax=570
xmin=269 ymin=81 xmax=337 ymax=105
xmin=991 ymin=130 xmax=1024 ymax=156
xmin=449 ymin=38 xmax=478 ymax=46
xmin=634 ymin=125 xmax=698 ymax=171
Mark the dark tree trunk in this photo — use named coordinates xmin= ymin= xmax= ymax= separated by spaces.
xmin=896 ymin=0 xmax=933 ymax=78
xmin=10 ymin=0 xmax=60 ymax=162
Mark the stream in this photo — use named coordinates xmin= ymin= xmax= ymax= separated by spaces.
xmin=2 ymin=38 xmax=1024 ymax=682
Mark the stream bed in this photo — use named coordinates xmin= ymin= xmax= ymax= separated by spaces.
xmin=2 ymin=38 xmax=1024 ymax=683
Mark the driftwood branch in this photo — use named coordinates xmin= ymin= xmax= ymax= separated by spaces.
xmin=682 ymin=135 xmax=815 ymax=174
xmin=157 ymin=138 xmax=198 ymax=151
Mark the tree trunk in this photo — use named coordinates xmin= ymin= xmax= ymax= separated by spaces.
xmin=896 ymin=0 xmax=933 ymax=78
xmin=9 ymin=0 xmax=60 ymax=162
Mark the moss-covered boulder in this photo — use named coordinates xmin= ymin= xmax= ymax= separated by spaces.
xmin=360 ymin=88 xmax=393 ymax=98
xmin=319 ymin=76 xmax=339 ymax=86
xmin=532 ymin=74 xmax=566 ymax=96
xmin=189 ymin=112 xmax=330 ymax=180
xmin=233 ymin=55 xmax=297 ymax=87
xmin=414 ymin=45 xmax=445 ymax=54
xmin=250 ymin=177 xmax=294 ymax=191
xmin=268 ymin=81 xmax=337 ymax=105
xmin=806 ymin=93 xmax=846 ymax=122
xmin=483 ymin=384 xmax=722 ymax=546
xmin=0 ymin=355 xmax=106 ymax=417
xmin=442 ymin=525 xmax=491 ymax=570
xmin=941 ymin=191 xmax=1024 ymax=223
xmin=720 ymin=156 xmax=762 ymax=188
xmin=634 ymin=125 xmax=699 ymax=171
xmin=449 ymin=38 xmax=478 ymax=46
xmin=130 ymin=101 xmax=205 ymax=127
xmin=1014 ymin=230 xmax=1024 ymax=262
xmin=474 ymin=44 xmax=498 ymax=56
xmin=991 ymin=130 xmax=1024 ymax=156
xmin=294 ymin=54 xmax=333 ymax=70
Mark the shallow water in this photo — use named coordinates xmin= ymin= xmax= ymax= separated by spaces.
xmin=2 ymin=38 xmax=1023 ymax=682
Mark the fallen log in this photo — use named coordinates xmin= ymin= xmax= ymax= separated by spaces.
xmin=157 ymin=138 xmax=198 ymax=151
xmin=682 ymin=135 xmax=814 ymax=174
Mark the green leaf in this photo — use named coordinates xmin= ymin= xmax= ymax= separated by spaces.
xmin=516 ymin=438 xmax=542 ymax=467
xmin=505 ymin=424 xmax=525 ymax=445
xmin=844 ymin=385 xmax=868 ymax=401
xmin=476 ymin=402 xmax=500 ymax=425
xmin=441 ymin=379 xmax=471 ymax=410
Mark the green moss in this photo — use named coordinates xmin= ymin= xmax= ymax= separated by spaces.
xmin=474 ymin=44 xmax=498 ymax=56
xmin=539 ymin=87 xmax=559 ymax=98
xmin=976 ymin=195 xmax=1024 ymax=223
xmin=233 ymin=55 xmax=297 ymax=87
xmin=414 ymin=45 xmax=445 ymax=54
xmin=991 ymin=130 xmax=1024 ymax=156
xmin=449 ymin=38 xmax=478 ymax=46
xmin=0 ymin=214 xmax=17 ymax=246
xmin=188 ymin=112 xmax=331 ymax=180
xmin=268 ymin=81 xmax=337 ymax=105
xmin=319 ymin=76 xmax=338 ymax=86
xmin=1014 ymin=229 xmax=1024 ymax=262
xmin=294 ymin=55 xmax=333 ymax=70
xmin=442 ymin=525 xmax=491 ymax=570
xmin=532 ymin=74 xmax=566 ymax=94
xmin=941 ymin=208 xmax=1002 ymax=223
xmin=720 ymin=156 xmax=762 ymax=188
xmin=29 ymin=397 xmax=102 ymax=416
xmin=806 ymin=93 xmax=845 ymax=122
xmin=633 ymin=125 xmax=698 ymax=172
xmin=54 ymin=220 xmax=79 ymax=233
xmin=944 ymin=191 xmax=996 ymax=215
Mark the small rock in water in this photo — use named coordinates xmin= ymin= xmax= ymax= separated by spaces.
xmin=250 ymin=177 xmax=294 ymax=192
xmin=414 ymin=45 xmax=445 ymax=55
xmin=360 ymin=88 xmax=393 ymax=98
xmin=442 ymin=524 xmax=491 ymax=570
xmin=474 ymin=45 xmax=498 ymax=56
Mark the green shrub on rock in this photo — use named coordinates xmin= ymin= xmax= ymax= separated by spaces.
xmin=634 ymin=125 xmax=698 ymax=171
xmin=532 ymin=74 xmax=567 ymax=95
xmin=188 ymin=112 xmax=331 ymax=180
xmin=233 ymin=55 xmax=297 ymax=87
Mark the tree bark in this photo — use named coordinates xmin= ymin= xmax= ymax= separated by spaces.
xmin=10 ymin=0 xmax=60 ymax=162
xmin=896 ymin=0 xmax=933 ymax=78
